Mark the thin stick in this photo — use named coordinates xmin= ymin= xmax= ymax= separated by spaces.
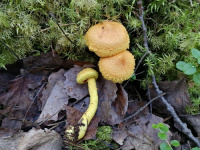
xmin=123 ymin=93 xmax=165 ymax=122
xmin=137 ymin=0 xmax=200 ymax=146
xmin=37 ymin=107 xmax=64 ymax=125
xmin=189 ymin=0 xmax=193 ymax=7
xmin=134 ymin=50 xmax=150 ymax=73
xmin=49 ymin=12 xmax=75 ymax=45
xmin=20 ymin=82 xmax=47 ymax=130
xmin=0 ymin=39 xmax=21 ymax=62
xmin=152 ymin=76 xmax=200 ymax=147
xmin=40 ymin=23 xmax=75 ymax=32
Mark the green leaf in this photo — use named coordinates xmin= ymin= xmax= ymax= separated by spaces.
xmin=158 ymin=123 xmax=169 ymax=133
xmin=198 ymin=58 xmax=200 ymax=64
xmin=191 ymin=147 xmax=200 ymax=150
xmin=183 ymin=63 xmax=196 ymax=75
xmin=176 ymin=61 xmax=186 ymax=71
xmin=160 ymin=143 xmax=172 ymax=150
xmin=191 ymin=49 xmax=200 ymax=59
xmin=152 ymin=124 xmax=158 ymax=129
xmin=193 ymin=73 xmax=200 ymax=84
xmin=171 ymin=140 xmax=180 ymax=147
xmin=160 ymin=125 xmax=169 ymax=133
xmin=158 ymin=132 xmax=167 ymax=140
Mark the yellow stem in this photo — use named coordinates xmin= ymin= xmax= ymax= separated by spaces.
xmin=65 ymin=77 xmax=98 ymax=141
xmin=77 ymin=78 xmax=98 ymax=140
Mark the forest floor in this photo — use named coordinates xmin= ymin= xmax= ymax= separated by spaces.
xmin=0 ymin=52 xmax=200 ymax=150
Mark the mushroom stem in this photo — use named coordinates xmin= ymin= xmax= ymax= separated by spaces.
xmin=65 ymin=68 xmax=98 ymax=141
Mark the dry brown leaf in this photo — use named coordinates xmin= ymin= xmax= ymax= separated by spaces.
xmin=150 ymin=78 xmax=191 ymax=114
xmin=38 ymin=69 xmax=66 ymax=111
xmin=0 ymin=132 xmax=25 ymax=150
xmin=0 ymin=74 xmax=44 ymax=135
xmin=0 ymin=128 xmax=63 ymax=150
xmin=64 ymin=65 xmax=94 ymax=100
xmin=150 ymin=78 xmax=200 ymax=136
xmin=36 ymin=79 xmax=69 ymax=123
xmin=185 ymin=115 xmax=200 ymax=137
xmin=127 ymin=100 xmax=149 ymax=118
xmin=97 ymin=80 xmax=128 ymax=125
xmin=18 ymin=128 xmax=63 ymax=150
xmin=113 ymin=84 xmax=128 ymax=117
xmin=112 ymin=126 xmax=128 ymax=145
xmin=122 ymin=114 xmax=172 ymax=150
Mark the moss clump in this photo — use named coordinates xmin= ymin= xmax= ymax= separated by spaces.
xmin=81 ymin=126 xmax=118 ymax=150
xmin=0 ymin=0 xmax=137 ymax=66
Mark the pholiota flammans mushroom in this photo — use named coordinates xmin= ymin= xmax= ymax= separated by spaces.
xmin=85 ymin=21 xmax=135 ymax=83
xmin=65 ymin=68 xmax=98 ymax=141
xmin=99 ymin=50 xmax=135 ymax=83
xmin=85 ymin=21 xmax=130 ymax=57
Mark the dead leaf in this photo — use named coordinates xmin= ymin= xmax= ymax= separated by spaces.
xmin=64 ymin=65 xmax=92 ymax=100
xmin=0 ymin=74 xmax=45 ymax=135
xmin=38 ymin=69 xmax=66 ymax=111
xmin=150 ymin=78 xmax=191 ymax=114
xmin=97 ymin=79 xmax=128 ymax=125
xmin=126 ymin=100 xmax=149 ymax=118
xmin=185 ymin=115 xmax=200 ymax=137
xmin=0 ymin=60 xmax=22 ymax=85
xmin=149 ymin=78 xmax=200 ymax=137
xmin=113 ymin=84 xmax=128 ymax=117
xmin=122 ymin=114 xmax=172 ymax=150
xmin=23 ymin=52 xmax=66 ymax=73
xmin=112 ymin=126 xmax=128 ymax=145
xmin=36 ymin=79 xmax=69 ymax=123
xmin=0 ymin=128 xmax=63 ymax=150
xmin=18 ymin=128 xmax=63 ymax=150
xmin=65 ymin=106 xmax=100 ymax=141
xmin=0 ymin=131 xmax=24 ymax=150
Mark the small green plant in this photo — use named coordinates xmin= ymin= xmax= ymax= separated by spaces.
xmin=176 ymin=49 xmax=200 ymax=84
xmin=152 ymin=123 xmax=180 ymax=150
xmin=81 ymin=126 xmax=118 ymax=150
xmin=192 ymin=147 xmax=200 ymax=150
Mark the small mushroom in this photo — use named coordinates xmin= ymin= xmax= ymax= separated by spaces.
xmin=65 ymin=68 xmax=98 ymax=141
xmin=99 ymin=50 xmax=135 ymax=83
xmin=85 ymin=21 xmax=130 ymax=57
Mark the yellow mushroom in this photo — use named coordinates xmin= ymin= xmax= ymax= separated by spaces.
xmin=85 ymin=21 xmax=130 ymax=57
xmin=98 ymin=50 xmax=135 ymax=83
xmin=65 ymin=68 xmax=98 ymax=141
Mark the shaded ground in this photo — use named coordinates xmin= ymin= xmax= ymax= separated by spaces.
xmin=0 ymin=52 xmax=199 ymax=150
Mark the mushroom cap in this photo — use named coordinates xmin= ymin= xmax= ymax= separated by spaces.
xmin=77 ymin=68 xmax=98 ymax=84
xmin=99 ymin=50 xmax=135 ymax=83
xmin=85 ymin=21 xmax=130 ymax=57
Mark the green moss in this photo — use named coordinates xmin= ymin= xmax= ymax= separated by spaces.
xmin=81 ymin=126 xmax=118 ymax=150
xmin=0 ymin=0 xmax=137 ymax=66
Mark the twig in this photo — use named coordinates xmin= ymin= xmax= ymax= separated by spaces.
xmin=137 ymin=0 xmax=200 ymax=147
xmin=0 ymin=39 xmax=22 ymax=65
xmin=20 ymin=82 xmax=47 ymax=130
xmin=49 ymin=12 xmax=75 ymax=45
xmin=123 ymin=93 xmax=165 ymax=122
xmin=40 ymin=23 xmax=75 ymax=32
xmin=37 ymin=106 xmax=64 ymax=125
xmin=152 ymin=76 xmax=200 ymax=147
xmin=189 ymin=0 xmax=193 ymax=7
xmin=134 ymin=51 xmax=150 ymax=73
xmin=147 ymin=77 xmax=152 ymax=116
xmin=137 ymin=0 xmax=149 ymax=51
